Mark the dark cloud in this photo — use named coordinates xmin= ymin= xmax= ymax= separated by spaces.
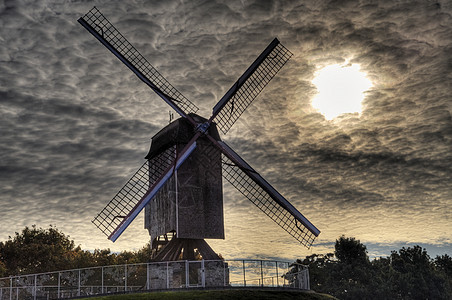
xmin=0 ymin=0 xmax=451 ymax=259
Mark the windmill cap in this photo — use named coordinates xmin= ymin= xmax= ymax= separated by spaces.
xmin=145 ymin=113 xmax=221 ymax=160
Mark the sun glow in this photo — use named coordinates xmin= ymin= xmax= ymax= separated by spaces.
xmin=312 ymin=63 xmax=372 ymax=120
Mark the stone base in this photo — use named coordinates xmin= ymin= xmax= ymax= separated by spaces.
xmin=147 ymin=260 xmax=229 ymax=289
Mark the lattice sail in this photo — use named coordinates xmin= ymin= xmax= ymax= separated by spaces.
xmin=78 ymin=7 xmax=198 ymax=116
xmin=212 ymin=38 xmax=293 ymax=134
xmin=92 ymin=146 xmax=176 ymax=238
xmin=217 ymin=141 xmax=319 ymax=248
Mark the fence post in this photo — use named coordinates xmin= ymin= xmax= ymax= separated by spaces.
xmin=223 ymin=261 xmax=226 ymax=287
xmin=185 ymin=261 xmax=189 ymax=288
xmin=166 ymin=262 xmax=169 ymax=289
xmin=57 ymin=272 xmax=60 ymax=299
xmin=101 ymin=267 xmax=104 ymax=294
xmin=9 ymin=276 xmax=12 ymax=300
xmin=260 ymin=260 xmax=264 ymax=287
xmin=78 ymin=269 xmax=81 ymax=296
xmin=146 ymin=263 xmax=150 ymax=290
xmin=34 ymin=274 xmax=37 ymax=300
xmin=276 ymin=261 xmax=279 ymax=287
xmin=242 ymin=261 xmax=246 ymax=287
xmin=201 ymin=260 xmax=205 ymax=288
xmin=124 ymin=264 xmax=127 ymax=292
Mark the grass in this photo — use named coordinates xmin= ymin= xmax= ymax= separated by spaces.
xmin=78 ymin=288 xmax=337 ymax=300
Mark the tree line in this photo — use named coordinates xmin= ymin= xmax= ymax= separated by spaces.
xmin=0 ymin=225 xmax=152 ymax=276
xmin=290 ymin=236 xmax=452 ymax=299
xmin=1 ymin=226 xmax=451 ymax=299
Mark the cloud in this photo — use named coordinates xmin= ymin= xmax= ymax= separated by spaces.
xmin=0 ymin=0 xmax=451 ymax=260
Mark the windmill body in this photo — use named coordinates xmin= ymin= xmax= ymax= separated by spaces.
xmin=79 ymin=7 xmax=320 ymax=262
xmin=144 ymin=115 xmax=224 ymax=260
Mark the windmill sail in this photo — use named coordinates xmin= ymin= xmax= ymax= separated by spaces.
xmin=92 ymin=139 xmax=198 ymax=242
xmin=213 ymin=139 xmax=320 ymax=247
xmin=211 ymin=38 xmax=293 ymax=134
xmin=78 ymin=7 xmax=198 ymax=118
xmin=92 ymin=146 xmax=176 ymax=239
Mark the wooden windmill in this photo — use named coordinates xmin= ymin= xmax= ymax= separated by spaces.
xmin=79 ymin=7 xmax=320 ymax=261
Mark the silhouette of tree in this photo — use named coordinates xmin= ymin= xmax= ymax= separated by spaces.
xmin=289 ymin=237 xmax=452 ymax=299
xmin=334 ymin=235 xmax=368 ymax=264
xmin=0 ymin=261 xmax=6 ymax=277
xmin=389 ymin=245 xmax=450 ymax=300
xmin=435 ymin=254 xmax=452 ymax=277
xmin=0 ymin=226 xmax=156 ymax=276
xmin=0 ymin=225 xmax=82 ymax=275
xmin=331 ymin=236 xmax=372 ymax=299
xmin=300 ymin=253 xmax=335 ymax=291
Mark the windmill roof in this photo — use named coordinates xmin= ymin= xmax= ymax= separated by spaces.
xmin=145 ymin=114 xmax=221 ymax=160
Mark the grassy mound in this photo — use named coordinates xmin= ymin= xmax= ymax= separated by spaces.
xmin=80 ymin=288 xmax=337 ymax=300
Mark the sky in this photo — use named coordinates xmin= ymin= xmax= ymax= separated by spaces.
xmin=1 ymin=0 xmax=451 ymax=262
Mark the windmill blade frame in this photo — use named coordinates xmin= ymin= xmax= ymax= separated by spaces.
xmin=92 ymin=135 xmax=199 ymax=242
xmin=210 ymin=38 xmax=293 ymax=135
xmin=78 ymin=7 xmax=198 ymax=121
xmin=206 ymin=136 xmax=320 ymax=247
xmin=92 ymin=159 xmax=152 ymax=239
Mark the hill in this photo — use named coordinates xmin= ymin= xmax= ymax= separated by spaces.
xmin=78 ymin=288 xmax=337 ymax=300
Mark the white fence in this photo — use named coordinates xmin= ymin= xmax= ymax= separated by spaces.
xmin=0 ymin=259 xmax=309 ymax=299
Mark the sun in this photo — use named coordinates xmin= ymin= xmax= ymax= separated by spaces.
xmin=311 ymin=63 xmax=372 ymax=120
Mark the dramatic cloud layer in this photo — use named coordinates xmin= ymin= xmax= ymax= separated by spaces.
xmin=1 ymin=0 xmax=451 ymax=260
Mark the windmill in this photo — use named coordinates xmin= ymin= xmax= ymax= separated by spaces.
xmin=79 ymin=7 xmax=320 ymax=261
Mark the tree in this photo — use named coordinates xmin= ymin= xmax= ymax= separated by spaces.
xmin=389 ymin=246 xmax=450 ymax=300
xmin=0 ymin=226 xmax=158 ymax=277
xmin=289 ymin=239 xmax=452 ymax=299
xmin=334 ymin=235 xmax=368 ymax=265
xmin=0 ymin=260 xmax=7 ymax=277
xmin=330 ymin=236 xmax=372 ymax=299
xmin=287 ymin=236 xmax=374 ymax=299
xmin=0 ymin=225 xmax=82 ymax=275
xmin=435 ymin=254 xmax=452 ymax=277
xmin=299 ymin=253 xmax=335 ymax=291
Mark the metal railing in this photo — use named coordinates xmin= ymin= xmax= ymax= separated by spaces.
xmin=0 ymin=259 xmax=309 ymax=299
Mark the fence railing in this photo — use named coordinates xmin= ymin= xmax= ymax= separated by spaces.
xmin=0 ymin=259 xmax=309 ymax=299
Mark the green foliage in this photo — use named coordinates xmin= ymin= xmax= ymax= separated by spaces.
xmin=435 ymin=254 xmax=452 ymax=277
xmin=0 ymin=225 xmax=80 ymax=275
xmin=0 ymin=260 xmax=7 ymax=277
xmin=298 ymin=253 xmax=335 ymax=292
xmin=293 ymin=237 xmax=452 ymax=299
xmin=0 ymin=225 xmax=152 ymax=276
xmin=387 ymin=245 xmax=450 ymax=300
xmin=334 ymin=236 xmax=368 ymax=265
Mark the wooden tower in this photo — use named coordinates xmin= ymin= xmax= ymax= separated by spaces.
xmin=144 ymin=114 xmax=223 ymax=260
